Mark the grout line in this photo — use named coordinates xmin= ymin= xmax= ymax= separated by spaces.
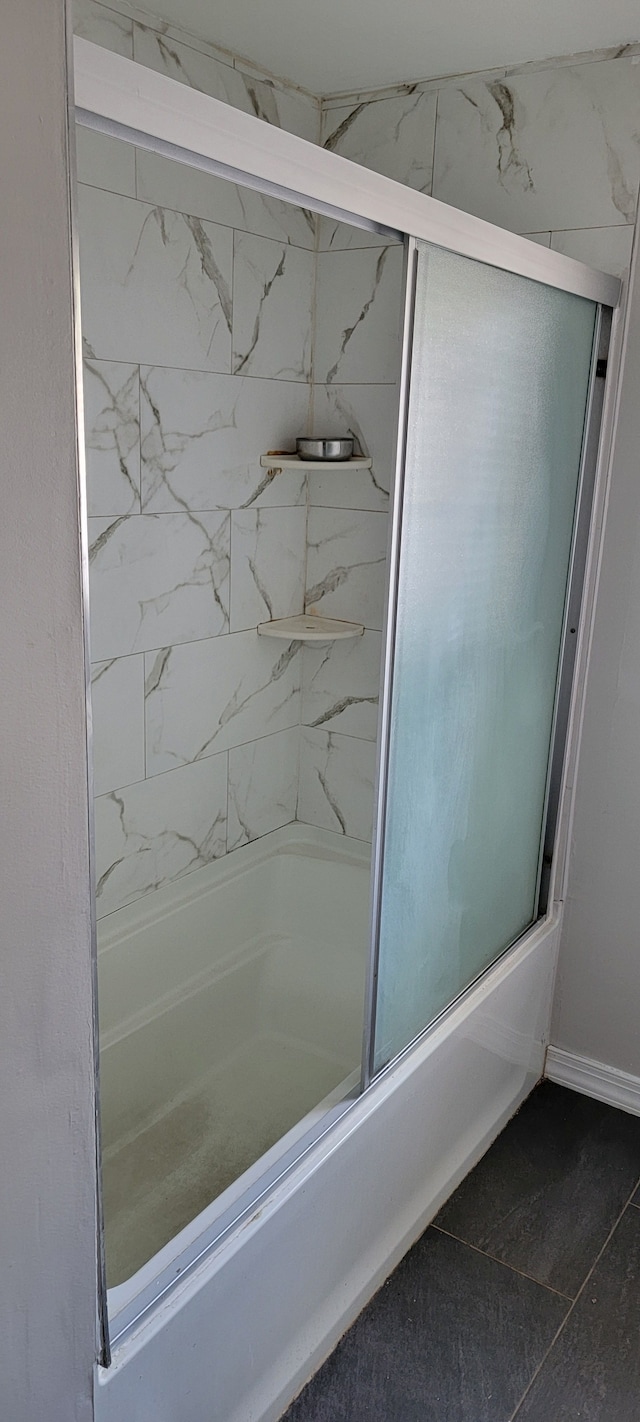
xmin=508 ymin=1179 xmax=640 ymax=1420
xmin=430 ymin=1225 xmax=574 ymax=1302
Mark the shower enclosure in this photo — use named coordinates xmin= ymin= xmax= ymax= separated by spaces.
xmin=72 ymin=36 xmax=620 ymax=1416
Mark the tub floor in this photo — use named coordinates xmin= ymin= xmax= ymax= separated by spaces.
xmin=103 ymin=1031 xmax=353 ymax=1286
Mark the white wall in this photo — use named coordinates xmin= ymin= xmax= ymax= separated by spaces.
xmin=551 ymin=245 xmax=640 ymax=1077
xmin=0 ymin=2 xmax=98 ymax=1419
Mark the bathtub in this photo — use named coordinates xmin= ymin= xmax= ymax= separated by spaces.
xmin=97 ymin=824 xmax=559 ymax=1422
xmin=98 ymin=824 xmax=371 ymax=1298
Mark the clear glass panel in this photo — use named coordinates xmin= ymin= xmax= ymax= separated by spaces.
xmin=76 ymin=125 xmax=405 ymax=1291
xmin=373 ymin=241 xmax=597 ymax=1073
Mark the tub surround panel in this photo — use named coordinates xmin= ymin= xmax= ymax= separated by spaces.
xmin=230 ymin=508 xmax=307 ymax=632
xmin=298 ymin=729 xmax=376 ymax=842
xmin=305 ymin=508 xmax=389 ymax=631
xmin=231 ymin=233 xmax=314 ymax=381
xmin=228 ymin=728 xmax=300 ymax=849
xmin=95 ymin=753 xmax=228 ymax=917
xmin=432 ymin=58 xmax=640 ymax=234
xmin=309 ymin=384 xmax=396 ymax=511
xmin=302 ymin=631 xmax=382 ymax=741
xmin=139 ymin=367 xmax=309 ymax=513
xmin=84 ymin=359 xmax=140 ymax=517
xmin=135 ymin=149 xmax=317 ymax=249
xmin=91 ymin=656 xmax=146 ymax=797
xmin=79 ymin=187 xmax=234 ymax=372
xmin=144 ymin=632 xmax=302 ymax=773
xmin=313 ymin=246 xmax=404 ymax=386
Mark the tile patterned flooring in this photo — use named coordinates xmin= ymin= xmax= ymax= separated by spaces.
xmin=281 ymin=1082 xmax=640 ymax=1421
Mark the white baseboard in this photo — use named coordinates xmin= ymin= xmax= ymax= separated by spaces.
xmin=545 ymin=1045 xmax=640 ymax=1116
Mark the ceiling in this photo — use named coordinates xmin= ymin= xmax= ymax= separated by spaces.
xmin=137 ymin=0 xmax=639 ymax=95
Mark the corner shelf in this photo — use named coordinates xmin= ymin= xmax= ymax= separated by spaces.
xmin=260 ymin=453 xmax=372 ymax=473
xmin=257 ymin=614 xmax=365 ymax=642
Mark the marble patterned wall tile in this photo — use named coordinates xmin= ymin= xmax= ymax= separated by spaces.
xmin=90 ymin=655 xmax=145 ymax=796
xmin=302 ymin=630 xmax=382 ymax=741
xmin=73 ymin=0 xmax=133 ymax=56
xmin=232 ymin=233 xmax=314 ymax=381
xmin=309 ymin=384 xmax=399 ymax=510
xmin=133 ymin=23 xmax=318 ymax=142
xmin=297 ymin=728 xmax=376 ymax=841
xmin=94 ymin=753 xmax=228 ymax=917
xmin=317 ymin=218 xmax=390 ymax=253
xmin=306 ymin=508 xmax=389 ymax=629
xmin=88 ymin=511 xmax=230 ymax=660
xmin=523 ymin=232 xmax=552 ymax=246
xmin=227 ymin=727 xmax=299 ymax=850
xmin=78 ymin=186 xmax=233 ymax=371
xmin=433 ymin=57 xmax=640 ymax=234
xmin=139 ymin=367 xmax=309 ymax=512
xmin=231 ymin=57 xmax=320 ymax=144
xmin=230 ymin=507 xmax=306 ymax=631
xmin=135 ymin=149 xmax=317 ymax=249
xmin=321 ymin=89 xmax=437 ymax=190
xmin=313 ymin=246 xmax=404 ymax=386
xmin=144 ymin=630 xmax=302 ymax=773
xmin=550 ymin=224 xmax=635 ymax=278
xmin=75 ymin=127 xmax=136 ymax=199
xmin=83 ymin=359 xmax=140 ymax=517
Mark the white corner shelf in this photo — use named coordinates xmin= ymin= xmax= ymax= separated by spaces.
xmin=260 ymin=453 xmax=372 ymax=472
xmin=257 ymin=614 xmax=365 ymax=642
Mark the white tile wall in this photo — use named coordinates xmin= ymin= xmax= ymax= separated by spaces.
xmin=302 ymin=631 xmax=382 ymax=740
xmin=90 ymin=655 xmax=145 ymax=796
xmin=135 ymin=149 xmax=317 ymax=248
xmin=313 ymin=245 xmax=404 ymax=385
xmin=73 ymin=0 xmax=319 ymax=143
xmin=88 ymin=512 xmax=230 ymax=659
xmin=83 ymin=360 xmax=140 ymax=516
xmin=79 ymin=4 xmax=640 ymax=893
xmin=78 ymin=188 xmax=233 ymax=371
xmin=144 ymin=632 xmax=302 ymax=774
xmin=298 ymin=728 xmax=376 ymax=841
xmin=550 ymin=224 xmax=635 ymax=278
xmin=94 ymin=754 xmax=228 ymax=917
xmin=132 ymin=22 xmax=319 ymax=143
xmin=228 ymin=728 xmax=299 ymax=850
xmin=232 ymin=233 xmax=314 ymax=380
xmin=139 ymin=367 xmax=309 ymax=513
xmin=73 ymin=0 xmax=133 ymax=56
xmin=305 ymin=509 xmax=389 ymax=629
xmin=432 ymin=58 xmax=640 ymax=234
xmin=309 ymin=384 xmax=398 ymax=511
xmin=230 ymin=508 xmax=307 ymax=631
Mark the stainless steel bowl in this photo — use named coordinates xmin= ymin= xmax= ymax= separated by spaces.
xmin=296 ymin=437 xmax=354 ymax=462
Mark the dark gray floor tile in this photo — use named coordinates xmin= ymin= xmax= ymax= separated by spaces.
xmin=513 ymin=1205 xmax=640 ymax=1420
xmin=434 ymin=1082 xmax=640 ymax=1296
xmin=282 ymin=1228 xmax=567 ymax=1422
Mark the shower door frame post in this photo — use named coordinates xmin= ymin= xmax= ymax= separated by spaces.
xmin=71 ymin=35 xmax=625 ymax=1356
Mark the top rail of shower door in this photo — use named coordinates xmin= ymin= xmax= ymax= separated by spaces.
xmin=73 ymin=38 xmax=621 ymax=310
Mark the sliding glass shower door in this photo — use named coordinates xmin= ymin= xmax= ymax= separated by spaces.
xmin=371 ymin=240 xmax=598 ymax=1075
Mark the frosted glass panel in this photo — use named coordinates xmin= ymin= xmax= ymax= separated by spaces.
xmin=373 ymin=242 xmax=597 ymax=1073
